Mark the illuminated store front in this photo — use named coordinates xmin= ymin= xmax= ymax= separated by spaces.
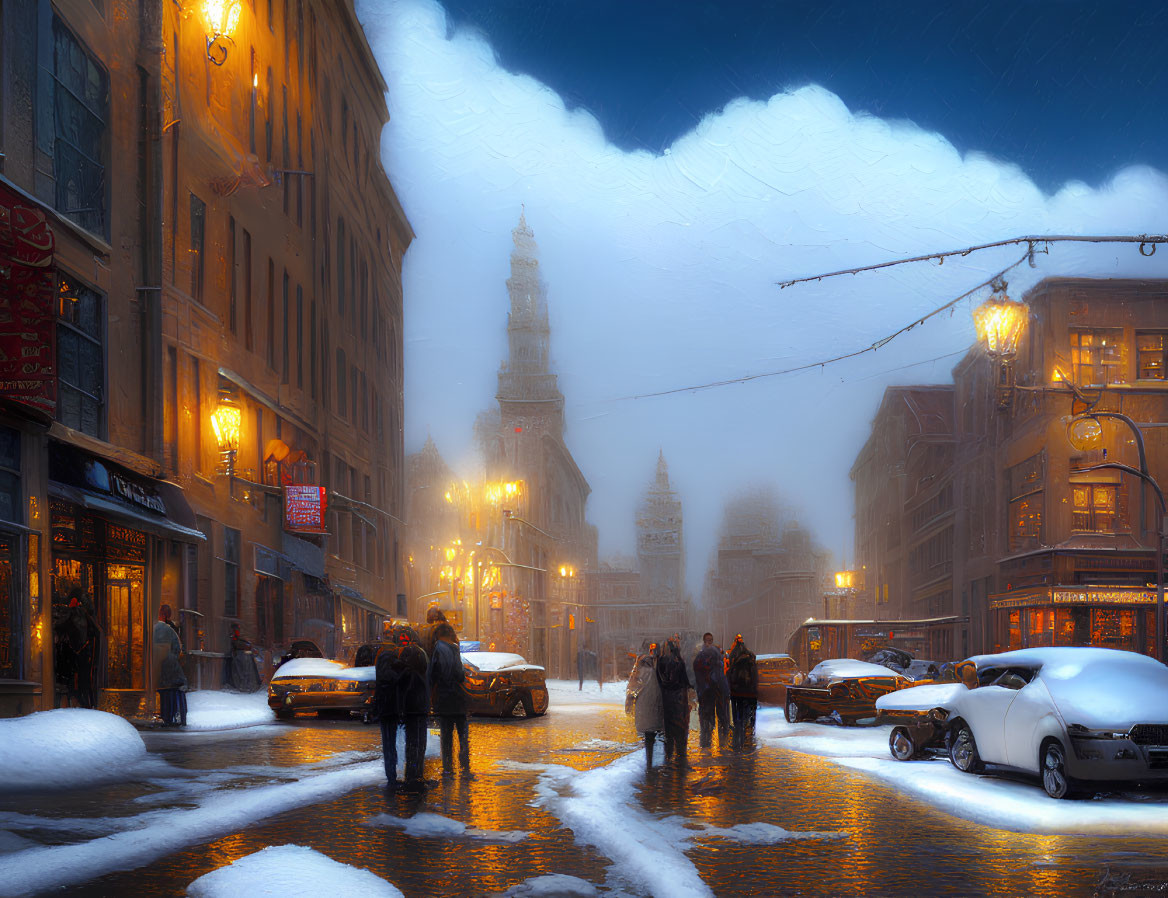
xmin=990 ymin=586 xmax=1157 ymax=656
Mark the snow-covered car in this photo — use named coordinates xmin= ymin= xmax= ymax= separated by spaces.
xmin=756 ymin=653 xmax=805 ymax=705
xmin=875 ymin=647 xmax=1168 ymax=799
xmin=462 ymin=651 xmax=549 ymax=718
xmin=267 ymin=642 xmax=393 ymax=720
xmin=875 ymin=682 xmax=969 ymax=760
xmin=784 ymin=658 xmax=911 ymax=726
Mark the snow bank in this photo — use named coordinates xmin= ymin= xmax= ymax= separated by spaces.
xmin=0 ymin=709 xmax=146 ymax=793
xmin=499 ymin=874 xmax=599 ymax=897
xmin=545 ymin=680 xmax=626 ymax=706
xmin=366 ymin=811 xmax=527 ymax=842
xmin=187 ymin=844 xmax=403 ymax=897
xmin=184 ymin=689 xmax=275 ymax=731
xmin=505 ymin=751 xmax=845 ymax=898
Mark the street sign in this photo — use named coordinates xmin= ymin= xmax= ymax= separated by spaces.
xmin=284 ymin=485 xmax=327 ymax=533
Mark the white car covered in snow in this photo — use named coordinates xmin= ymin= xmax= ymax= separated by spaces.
xmin=874 ymin=647 xmax=1168 ymax=798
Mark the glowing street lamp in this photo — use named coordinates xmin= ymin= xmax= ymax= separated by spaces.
xmin=211 ymin=396 xmax=241 ymax=476
xmin=972 ymin=278 xmax=1027 ymax=408
xmin=203 ymin=0 xmax=242 ymax=66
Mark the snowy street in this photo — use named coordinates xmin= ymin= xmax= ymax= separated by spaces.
xmin=0 ymin=682 xmax=1166 ymax=896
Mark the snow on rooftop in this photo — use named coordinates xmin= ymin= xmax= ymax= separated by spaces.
xmin=366 ymin=811 xmax=527 ymax=843
xmin=187 ymin=845 xmax=403 ymax=897
xmin=0 ymin=709 xmax=148 ymax=793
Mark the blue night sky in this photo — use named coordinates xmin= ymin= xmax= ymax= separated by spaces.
xmin=437 ymin=0 xmax=1167 ymax=194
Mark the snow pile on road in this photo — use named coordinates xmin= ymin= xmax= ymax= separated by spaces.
xmin=755 ymin=706 xmax=1168 ymax=835
xmin=366 ymin=811 xmax=527 ymax=843
xmin=0 ymin=709 xmax=146 ymax=793
xmin=545 ymin=679 xmax=626 ymax=706
xmin=187 ymin=844 xmax=403 ymax=897
xmin=505 ymin=751 xmax=845 ymax=898
xmin=499 ymin=874 xmax=599 ymax=897
xmin=184 ymin=689 xmax=275 ymax=730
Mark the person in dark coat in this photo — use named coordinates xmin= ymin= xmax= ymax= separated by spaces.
xmin=153 ymin=604 xmax=187 ymax=726
xmin=373 ymin=629 xmax=408 ymax=786
xmin=228 ymin=624 xmax=261 ymax=692
xmin=428 ymin=622 xmax=469 ymax=776
xmin=726 ymin=634 xmax=759 ymax=748
xmin=417 ymin=607 xmax=447 ymax=660
xmin=655 ymin=637 xmax=691 ymax=767
xmin=693 ymin=632 xmax=730 ymax=749
xmin=398 ymin=638 xmax=431 ymax=790
xmin=56 ymin=590 xmax=100 ymax=709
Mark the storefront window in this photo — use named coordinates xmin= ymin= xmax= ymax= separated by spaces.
xmin=1070 ymin=328 xmax=1125 ymax=385
xmin=1136 ymin=332 xmax=1167 ymax=380
xmin=0 ymin=536 xmax=20 ymax=679
xmin=1055 ymin=607 xmax=1091 ymax=646
xmin=1091 ymin=608 xmax=1135 ymax=651
xmin=105 ymin=564 xmax=144 ymax=689
xmin=0 ymin=427 xmax=20 ymax=525
xmin=1026 ymin=607 xmax=1055 ymax=647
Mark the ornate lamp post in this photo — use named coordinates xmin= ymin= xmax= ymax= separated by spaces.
xmin=203 ymin=0 xmax=242 ymax=66
xmin=1067 ymin=412 xmax=1166 ymax=662
xmin=972 ymin=278 xmax=1028 ymax=409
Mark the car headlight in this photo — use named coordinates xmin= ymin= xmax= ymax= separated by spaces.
xmin=927 ymin=707 xmax=949 ymax=724
xmin=1067 ymin=723 xmax=1127 ymax=740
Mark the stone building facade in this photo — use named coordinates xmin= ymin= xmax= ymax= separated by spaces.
xmin=0 ymin=0 xmax=410 ymax=717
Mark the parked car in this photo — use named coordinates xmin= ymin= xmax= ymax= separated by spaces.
xmin=462 ymin=651 xmax=549 ymax=718
xmin=874 ymin=682 xmax=969 ymax=760
xmin=784 ymin=658 xmax=911 ymax=726
xmin=756 ymin=653 xmax=805 ymax=705
xmin=867 ymin=647 xmax=951 ymax=683
xmin=268 ymin=640 xmax=398 ymax=720
xmin=875 ymin=647 xmax=1168 ymax=799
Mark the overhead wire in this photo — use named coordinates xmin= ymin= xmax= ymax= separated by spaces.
xmin=611 ymin=248 xmax=1034 ymax=402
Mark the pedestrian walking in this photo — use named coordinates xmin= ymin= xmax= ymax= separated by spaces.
xmin=656 ymin=637 xmax=691 ymax=767
xmin=373 ymin=628 xmax=409 ymax=787
xmin=631 ymin=644 xmax=664 ymax=769
xmin=727 ymin=634 xmax=759 ymax=748
xmin=398 ymin=635 xmax=431 ymax=791
xmin=152 ymin=604 xmax=187 ymax=726
xmin=693 ymin=632 xmax=730 ymax=749
xmin=428 ymin=622 xmax=470 ymax=777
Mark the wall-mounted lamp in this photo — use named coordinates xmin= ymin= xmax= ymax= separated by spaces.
xmin=211 ymin=395 xmax=241 ymax=476
xmin=203 ymin=0 xmax=242 ymax=66
xmin=972 ymin=277 xmax=1028 ymax=409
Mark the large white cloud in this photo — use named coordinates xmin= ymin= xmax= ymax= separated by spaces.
xmin=357 ymin=0 xmax=1168 ymax=598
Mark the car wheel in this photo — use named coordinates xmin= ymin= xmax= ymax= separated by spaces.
xmin=361 ymin=710 xmax=375 ymax=725
xmin=785 ymin=698 xmax=802 ymax=723
xmin=521 ymin=693 xmax=545 ymax=718
xmin=890 ymin=726 xmax=917 ymax=761
xmin=948 ymin=721 xmax=984 ymax=773
xmin=1041 ymin=739 xmax=1074 ymax=800
xmin=504 ymin=695 xmax=528 ymax=718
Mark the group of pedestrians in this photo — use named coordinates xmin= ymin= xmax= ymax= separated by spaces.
xmin=629 ymin=632 xmax=759 ymax=769
xmin=372 ymin=608 xmax=471 ymax=792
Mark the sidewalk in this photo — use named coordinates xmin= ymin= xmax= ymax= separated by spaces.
xmin=129 ymin=689 xmax=275 ymax=733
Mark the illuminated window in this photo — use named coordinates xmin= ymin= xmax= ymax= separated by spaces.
xmin=1071 ymin=482 xmax=1125 ymax=533
xmin=1070 ymin=328 xmax=1124 ymax=385
xmin=1136 ymin=332 xmax=1168 ymax=380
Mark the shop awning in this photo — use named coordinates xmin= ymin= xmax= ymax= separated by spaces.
xmin=47 ymin=441 xmax=205 ymax=543
xmin=335 ymin=585 xmax=390 ymax=616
